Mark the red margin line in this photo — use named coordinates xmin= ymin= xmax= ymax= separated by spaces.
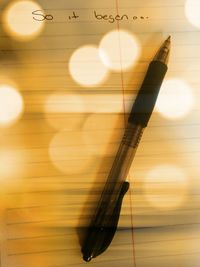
xmin=115 ymin=1 xmax=137 ymax=266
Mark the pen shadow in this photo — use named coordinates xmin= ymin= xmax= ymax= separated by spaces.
xmin=76 ymin=33 xmax=166 ymax=250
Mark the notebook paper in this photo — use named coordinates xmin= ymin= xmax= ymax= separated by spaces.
xmin=0 ymin=0 xmax=200 ymax=266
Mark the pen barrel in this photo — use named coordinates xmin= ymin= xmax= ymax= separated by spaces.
xmin=98 ymin=124 xmax=143 ymax=204
xmin=96 ymin=125 xmax=143 ymax=213
xmin=82 ymin=124 xmax=143 ymax=261
xmin=128 ymin=60 xmax=168 ymax=127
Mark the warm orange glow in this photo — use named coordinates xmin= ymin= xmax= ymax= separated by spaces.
xmin=82 ymin=114 xmax=123 ymax=157
xmin=0 ymin=84 xmax=24 ymax=126
xmin=45 ymin=93 xmax=85 ymax=113
xmin=49 ymin=130 xmax=95 ymax=175
xmin=69 ymin=45 xmax=109 ymax=86
xmin=45 ymin=93 xmax=130 ymax=114
xmin=155 ymin=79 xmax=194 ymax=119
xmin=2 ymin=0 xmax=45 ymax=41
xmin=185 ymin=0 xmax=200 ymax=28
xmin=99 ymin=29 xmax=140 ymax=71
xmin=0 ymin=150 xmax=25 ymax=186
xmin=44 ymin=93 xmax=86 ymax=130
xmin=144 ymin=165 xmax=188 ymax=210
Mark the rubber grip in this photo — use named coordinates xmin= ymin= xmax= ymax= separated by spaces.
xmin=128 ymin=60 xmax=168 ymax=127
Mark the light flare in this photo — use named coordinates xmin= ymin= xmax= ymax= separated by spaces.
xmin=69 ymin=45 xmax=109 ymax=86
xmin=99 ymin=29 xmax=140 ymax=71
xmin=144 ymin=165 xmax=188 ymax=210
xmin=0 ymin=84 xmax=24 ymax=126
xmin=2 ymin=0 xmax=45 ymax=41
xmin=155 ymin=79 xmax=194 ymax=119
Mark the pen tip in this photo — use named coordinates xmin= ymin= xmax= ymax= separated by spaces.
xmin=153 ymin=35 xmax=171 ymax=63
xmin=166 ymin=35 xmax=171 ymax=42
xmin=83 ymin=255 xmax=93 ymax=262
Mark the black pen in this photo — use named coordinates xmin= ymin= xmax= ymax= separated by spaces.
xmin=81 ymin=36 xmax=171 ymax=262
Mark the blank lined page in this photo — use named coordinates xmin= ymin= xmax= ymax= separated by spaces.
xmin=0 ymin=0 xmax=200 ymax=267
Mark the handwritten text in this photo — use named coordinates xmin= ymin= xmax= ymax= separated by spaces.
xmin=32 ymin=10 xmax=149 ymax=23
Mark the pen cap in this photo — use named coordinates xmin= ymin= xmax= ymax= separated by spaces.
xmin=128 ymin=60 xmax=168 ymax=127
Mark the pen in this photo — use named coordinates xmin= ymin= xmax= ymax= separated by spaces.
xmin=81 ymin=36 xmax=171 ymax=262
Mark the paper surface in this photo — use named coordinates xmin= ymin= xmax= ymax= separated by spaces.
xmin=0 ymin=0 xmax=200 ymax=266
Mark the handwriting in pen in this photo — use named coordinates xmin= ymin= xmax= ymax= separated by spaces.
xmin=32 ymin=10 xmax=149 ymax=24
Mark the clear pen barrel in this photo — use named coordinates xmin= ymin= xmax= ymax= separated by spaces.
xmin=107 ymin=123 xmax=143 ymax=185
xmin=94 ymin=123 xmax=144 ymax=225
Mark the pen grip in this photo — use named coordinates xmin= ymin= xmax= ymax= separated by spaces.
xmin=128 ymin=60 xmax=167 ymax=127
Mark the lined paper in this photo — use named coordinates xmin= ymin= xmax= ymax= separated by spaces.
xmin=0 ymin=0 xmax=200 ymax=266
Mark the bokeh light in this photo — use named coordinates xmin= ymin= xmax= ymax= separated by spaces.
xmin=45 ymin=113 xmax=86 ymax=131
xmin=45 ymin=93 xmax=85 ymax=113
xmin=0 ymin=150 xmax=18 ymax=179
xmin=80 ymin=94 xmax=124 ymax=113
xmin=44 ymin=93 xmax=86 ymax=130
xmin=2 ymin=0 xmax=45 ymax=41
xmin=0 ymin=149 xmax=25 ymax=187
xmin=144 ymin=165 xmax=188 ymax=210
xmin=0 ymin=84 xmax=24 ymax=126
xmin=155 ymin=79 xmax=194 ymax=119
xmin=45 ymin=93 xmax=129 ymax=114
xmin=69 ymin=45 xmax=109 ymax=86
xmin=99 ymin=29 xmax=140 ymax=71
xmin=49 ymin=130 xmax=95 ymax=175
xmin=82 ymin=113 xmax=124 ymax=157
xmin=185 ymin=0 xmax=200 ymax=29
